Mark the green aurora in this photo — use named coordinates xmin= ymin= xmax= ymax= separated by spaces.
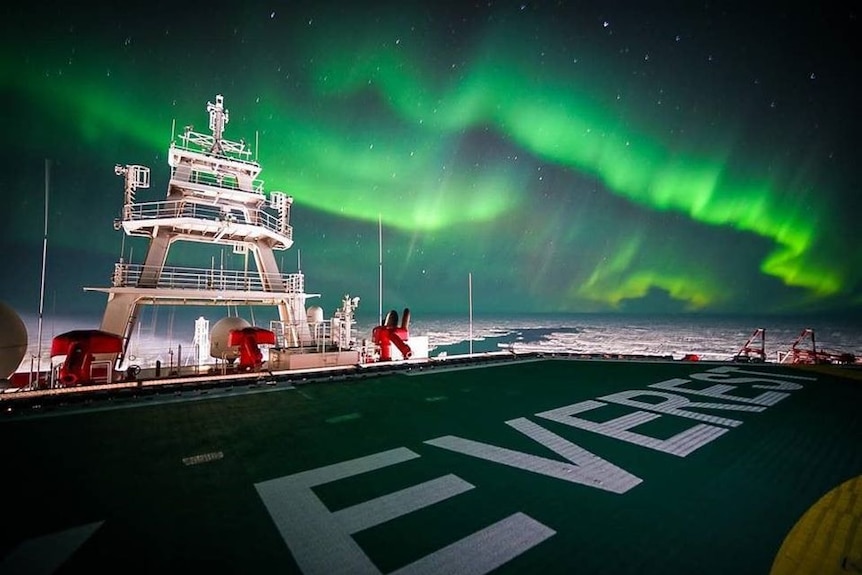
xmin=2 ymin=2 xmax=859 ymax=317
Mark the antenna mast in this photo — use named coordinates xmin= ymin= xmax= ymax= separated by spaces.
xmin=34 ymin=159 xmax=50 ymax=387
xmin=378 ymin=214 xmax=383 ymax=326
xmin=468 ymin=272 xmax=473 ymax=355
xmin=207 ymin=95 xmax=228 ymax=155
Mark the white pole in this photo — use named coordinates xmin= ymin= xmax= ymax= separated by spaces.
xmin=378 ymin=213 xmax=383 ymax=326
xmin=244 ymin=247 xmax=249 ymax=288
xmin=468 ymin=272 xmax=473 ymax=355
xmin=34 ymin=159 xmax=50 ymax=386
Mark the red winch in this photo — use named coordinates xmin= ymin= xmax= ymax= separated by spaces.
xmin=372 ymin=308 xmax=412 ymax=361
xmin=228 ymin=326 xmax=276 ymax=370
xmin=50 ymin=330 xmax=123 ymax=386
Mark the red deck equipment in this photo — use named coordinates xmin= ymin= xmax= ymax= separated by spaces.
xmin=50 ymin=330 xmax=123 ymax=386
xmin=784 ymin=328 xmax=856 ymax=365
xmin=228 ymin=326 xmax=276 ymax=369
xmin=372 ymin=308 xmax=412 ymax=361
xmin=733 ymin=328 xmax=766 ymax=363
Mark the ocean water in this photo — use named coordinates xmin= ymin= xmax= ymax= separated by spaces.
xmin=364 ymin=314 xmax=862 ymax=362
xmin=11 ymin=312 xmax=862 ymax=374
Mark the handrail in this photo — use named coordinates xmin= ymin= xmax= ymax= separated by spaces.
xmin=122 ymin=200 xmax=293 ymax=241
xmin=173 ymin=134 xmax=255 ymax=163
xmin=112 ymin=262 xmax=304 ymax=293
xmin=171 ymin=164 xmax=266 ymax=195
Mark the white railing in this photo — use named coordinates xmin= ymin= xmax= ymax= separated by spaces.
xmin=270 ymin=319 xmax=353 ymax=352
xmin=112 ymin=262 xmax=304 ymax=293
xmin=271 ymin=320 xmax=324 ymax=350
xmin=171 ymin=164 xmax=265 ymax=195
xmin=175 ymin=131 xmax=255 ymax=163
xmin=122 ymin=200 xmax=292 ymax=241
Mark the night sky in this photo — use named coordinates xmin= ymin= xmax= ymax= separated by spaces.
xmin=2 ymin=2 xmax=860 ymax=321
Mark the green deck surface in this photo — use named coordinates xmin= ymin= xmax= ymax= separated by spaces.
xmin=1 ymin=359 xmax=860 ymax=574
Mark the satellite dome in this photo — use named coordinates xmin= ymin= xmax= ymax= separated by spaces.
xmin=307 ymin=306 xmax=324 ymax=324
xmin=210 ymin=316 xmax=251 ymax=360
xmin=0 ymin=302 xmax=27 ymax=380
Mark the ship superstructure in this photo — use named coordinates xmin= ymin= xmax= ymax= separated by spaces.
xmin=84 ymin=95 xmax=364 ymax=373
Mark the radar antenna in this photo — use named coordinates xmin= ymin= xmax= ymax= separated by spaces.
xmin=207 ymin=94 xmax=229 ymax=155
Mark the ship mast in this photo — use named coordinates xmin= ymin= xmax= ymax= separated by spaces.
xmin=33 ymin=159 xmax=50 ymax=387
xmin=207 ymin=96 xmax=228 ymax=155
xmin=86 ymin=95 xmax=311 ymax=368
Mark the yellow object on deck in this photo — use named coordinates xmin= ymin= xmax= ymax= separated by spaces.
xmin=771 ymin=475 xmax=862 ymax=575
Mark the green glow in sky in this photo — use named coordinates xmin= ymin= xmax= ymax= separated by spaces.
xmin=302 ymin=28 xmax=843 ymax=304
xmin=2 ymin=3 xmax=858 ymax=316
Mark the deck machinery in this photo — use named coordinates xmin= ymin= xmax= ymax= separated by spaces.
xmin=780 ymin=328 xmax=857 ymax=365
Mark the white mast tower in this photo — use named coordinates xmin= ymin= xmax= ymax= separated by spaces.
xmin=87 ymin=95 xmax=314 ymax=368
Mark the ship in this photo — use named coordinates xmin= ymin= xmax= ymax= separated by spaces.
xmin=4 ymin=94 xmax=428 ymax=393
xmin=0 ymin=97 xmax=860 ymax=574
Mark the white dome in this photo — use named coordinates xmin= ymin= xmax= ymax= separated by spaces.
xmin=0 ymin=302 xmax=27 ymax=379
xmin=210 ymin=316 xmax=251 ymax=360
xmin=307 ymin=306 xmax=324 ymax=323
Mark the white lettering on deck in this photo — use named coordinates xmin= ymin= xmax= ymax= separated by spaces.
xmin=690 ymin=366 xmax=810 ymax=390
xmin=599 ymin=390 xmax=765 ymax=427
xmin=255 ymin=447 xmax=555 ymax=575
xmin=257 ymin=366 xmax=812 ymax=574
xmin=649 ymin=366 xmax=814 ymax=406
xmin=535 ymin=399 xmax=729 ymax=457
xmin=425 ymin=416 xmax=642 ymax=494
xmin=649 ymin=377 xmax=791 ymax=406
